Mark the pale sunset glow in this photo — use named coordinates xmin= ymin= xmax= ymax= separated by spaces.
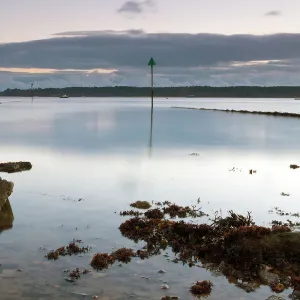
xmin=0 ymin=0 xmax=300 ymax=88
xmin=0 ymin=68 xmax=118 ymax=74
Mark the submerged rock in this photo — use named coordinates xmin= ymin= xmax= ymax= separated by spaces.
xmin=266 ymin=296 xmax=285 ymax=300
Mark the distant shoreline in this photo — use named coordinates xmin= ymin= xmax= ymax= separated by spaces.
xmin=1 ymin=86 xmax=300 ymax=98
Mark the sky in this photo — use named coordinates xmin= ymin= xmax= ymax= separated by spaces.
xmin=1 ymin=0 xmax=300 ymax=89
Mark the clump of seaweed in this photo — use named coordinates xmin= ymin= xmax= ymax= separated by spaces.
xmin=212 ymin=210 xmax=254 ymax=231
xmin=0 ymin=162 xmax=32 ymax=173
xmin=68 ymin=268 xmax=90 ymax=280
xmin=273 ymin=207 xmax=300 ymax=217
xmin=190 ymin=280 xmax=213 ymax=297
xmin=290 ymin=164 xmax=300 ymax=169
xmin=280 ymin=192 xmax=290 ymax=197
xmin=45 ymin=241 xmax=90 ymax=260
xmin=111 ymin=248 xmax=136 ymax=263
xmin=145 ymin=208 xmax=165 ymax=219
xmin=163 ymin=203 xmax=207 ymax=218
xmin=136 ymin=249 xmax=150 ymax=259
xmin=161 ymin=297 xmax=180 ymax=300
xmin=45 ymin=251 xmax=59 ymax=260
xmin=118 ymin=204 xmax=300 ymax=289
xmin=223 ymin=226 xmax=271 ymax=242
xmin=120 ymin=210 xmax=143 ymax=217
xmin=90 ymin=253 xmax=115 ymax=270
xmin=130 ymin=201 xmax=151 ymax=209
xmin=119 ymin=217 xmax=166 ymax=241
xmin=271 ymin=225 xmax=291 ymax=233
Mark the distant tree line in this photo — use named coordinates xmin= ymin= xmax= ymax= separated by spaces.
xmin=1 ymin=86 xmax=300 ymax=98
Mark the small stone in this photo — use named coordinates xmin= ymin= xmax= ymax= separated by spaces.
xmin=64 ymin=277 xmax=75 ymax=283
xmin=63 ymin=269 xmax=70 ymax=273
xmin=160 ymin=284 xmax=169 ymax=290
xmin=266 ymin=296 xmax=285 ymax=300
xmin=73 ymin=293 xmax=88 ymax=297
xmin=92 ymin=296 xmax=99 ymax=299
xmin=158 ymin=269 xmax=166 ymax=274
xmin=272 ymin=283 xmax=285 ymax=293
xmin=293 ymin=290 xmax=300 ymax=298
xmin=16 ymin=268 xmax=23 ymax=272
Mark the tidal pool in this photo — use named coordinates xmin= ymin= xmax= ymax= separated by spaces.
xmin=0 ymin=97 xmax=300 ymax=299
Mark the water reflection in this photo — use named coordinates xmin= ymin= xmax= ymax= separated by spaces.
xmin=149 ymin=106 xmax=154 ymax=158
xmin=0 ymin=200 xmax=14 ymax=233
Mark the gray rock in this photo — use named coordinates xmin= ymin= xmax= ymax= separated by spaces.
xmin=0 ymin=178 xmax=14 ymax=204
xmin=160 ymin=284 xmax=169 ymax=290
xmin=259 ymin=268 xmax=279 ymax=285
xmin=64 ymin=277 xmax=75 ymax=283
xmin=266 ymin=296 xmax=285 ymax=300
xmin=158 ymin=269 xmax=166 ymax=274
xmin=292 ymin=290 xmax=300 ymax=299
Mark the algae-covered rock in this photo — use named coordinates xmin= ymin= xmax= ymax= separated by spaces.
xmin=0 ymin=178 xmax=14 ymax=204
xmin=0 ymin=178 xmax=14 ymax=232
xmin=130 ymin=201 xmax=151 ymax=210
xmin=0 ymin=162 xmax=32 ymax=173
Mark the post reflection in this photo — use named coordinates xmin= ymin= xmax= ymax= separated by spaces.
xmin=149 ymin=106 xmax=154 ymax=158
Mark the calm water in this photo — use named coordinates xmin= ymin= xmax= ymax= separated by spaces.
xmin=1 ymin=97 xmax=300 ymax=299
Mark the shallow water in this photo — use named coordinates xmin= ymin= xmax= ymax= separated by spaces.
xmin=0 ymin=97 xmax=300 ymax=299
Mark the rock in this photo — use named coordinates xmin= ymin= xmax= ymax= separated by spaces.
xmin=266 ymin=296 xmax=285 ymax=300
xmin=235 ymin=281 xmax=256 ymax=293
xmin=16 ymin=268 xmax=23 ymax=272
xmin=160 ymin=284 xmax=169 ymax=290
xmin=272 ymin=283 xmax=285 ymax=293
xmin=0 ymin=178 xmax=14 ymax=232
xmin=259 ymin=267 xmax=279 ymax=285
xmin=73 ymin=293 xmax=89 ymax=297
xmin=0 ymin=162 xmax=32 ymax=174
xmin=158 ymin=269 xmax=166 ymax=274
xmin=64 ymin=277 xmax=75 ymax=283
xmin=292 ymin=290 xmax=300 ymax=298
xmin=218 ymin=261 xmax=227 ymax=272
xmin=0 ymin=178 xmax=14 ymax=203
xmin=92 ymin=296 xmax=99 ymax=299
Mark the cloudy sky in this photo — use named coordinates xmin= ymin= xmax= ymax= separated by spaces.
xmin=1 ymin=0 xmax=300 ymax=89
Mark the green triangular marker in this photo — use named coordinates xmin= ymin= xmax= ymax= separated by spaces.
xmin=148 ymin=57 xmax=156 ymax=66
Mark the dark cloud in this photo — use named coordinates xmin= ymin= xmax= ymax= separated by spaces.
xmin=265 ymin=10 xmax=281 ymax=17
xmin=117 ymin=0 xmax=155 ymax=15
xmin=2 ymin=31 xmax=300 ymax=89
